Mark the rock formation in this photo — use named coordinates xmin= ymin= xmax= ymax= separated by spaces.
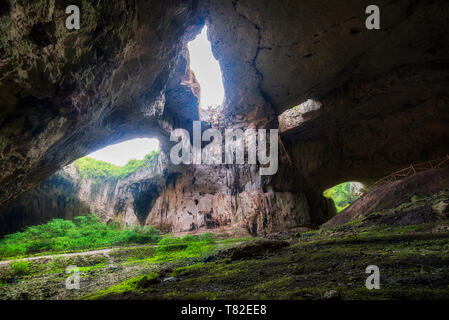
xmin=0 ymin=151 xmax=311 ymax=236
xmin=1 ymin=0 xmax=449 ymax=236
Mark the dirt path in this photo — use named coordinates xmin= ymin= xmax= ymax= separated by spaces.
xmin=0 ymin=244 xmax=155 ymax=267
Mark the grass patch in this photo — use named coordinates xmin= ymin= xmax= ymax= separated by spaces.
xmin=78 ymin=262 xmax=106 ymax=273
xmin=150 ymin=233 xmax=217 ymax=262
xmin=7 ymin=260 xmax=31 ymax=278
xmin=0 ymin=214 xmax=161 ymax=259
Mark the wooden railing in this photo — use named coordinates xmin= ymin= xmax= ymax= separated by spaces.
xmin=370 ymin=155 xmax=449 ymax=189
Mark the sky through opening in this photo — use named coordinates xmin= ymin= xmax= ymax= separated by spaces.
xmin=87 ymin=138 xmax=160 ymax=166
xmin=187 ymin=26 xmax=224 ymax=109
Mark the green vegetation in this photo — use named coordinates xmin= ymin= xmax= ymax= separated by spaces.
xmin=3 ymin=217 xmax=449 ymax=299
xmin=73 ymin=150 xmax=160 ymax=182
xmin=121 ymin=233 xmax=218 ymax=265
xmin=0 ymin=215 xmax=160 ymax=259
xmin=323 ymin=182 xmax=363 ymax=212
xmin=109 ymin=220 xmax=449 ymax=300
xmin=2 ymin=190 xmax=449 ymax=300
xmin=7 ymin=261 xmax=31 ymax=278
xmin=82 ymin=273 xmax=160 ymax=300
xmin=152 ymin=233 xmax=216 ymax=262
xmin=81 ymin=233 xmax=219 ymax=299
xmin=0 ymin=254 xmax=110 ymax=289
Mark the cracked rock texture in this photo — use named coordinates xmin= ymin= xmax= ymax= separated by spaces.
xmin=1 ymin=0 xmax=449 ymax=234
xmin=0 ymin=153 xmax=311 ymax=236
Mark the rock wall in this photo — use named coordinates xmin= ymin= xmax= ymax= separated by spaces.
xmin=1 ymin=0 xmax=449 ymax=234
xmin=0 ymin=152 xmax=312 ymax=237
xmin=0 ymin=167 xmax=89 ymax=237
xmin=145 ymin=164 xmax=311 ymax=235
xmin=0 ymin=0 xmax=202 ymax=205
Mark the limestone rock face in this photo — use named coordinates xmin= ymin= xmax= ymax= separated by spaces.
xmin=0 ymin=154 xmax=311 ymax=236
xmin=0 ymin=0 xmax=201 ymax=205
xmin=324 ymin=166 xmax=449 ymax=227
xmin=0 ymin=153 xmax=167 ymax=236
xmin=1 ymin=0 xmax=449 ymax=233
xmin=278 ymin=100 xmax=321 ymax=133
xmin=0 ymin=166 xmax=90 ymax=236
xmin=145 ymin=164 xmax=311 ymax=235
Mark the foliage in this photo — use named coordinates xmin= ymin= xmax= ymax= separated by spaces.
xmin=0 ymin=215 xmax=161 ymax=259
xmin=152 ymin=233 xmax=217 ymax=262
xmin=73 ymin=150 xmax=160 ymax=182
xmin=7 ymin=260 xmax=31 ymax=277
xmin=323 ymin=182 xmax=362 ymax=212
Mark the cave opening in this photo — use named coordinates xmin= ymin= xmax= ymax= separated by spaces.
xmin=323 ymin=181 xmax=365 ymax=213
xmin=86 ymin=138 xmax=160 ymax=166
xmin=187 ymin=25 xmax=224 ymax=110
xmin=278 ymin=99 xmax=322 ymax=132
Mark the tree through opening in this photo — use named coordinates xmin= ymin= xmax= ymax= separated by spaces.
xmin=323 ymin=182 xmax=365 ymax=213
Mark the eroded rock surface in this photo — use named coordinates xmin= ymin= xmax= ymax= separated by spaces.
xmin=1 ymin=0 xmax=449 ymax=234
xmin=0 ymin=0 xmax=202 ymax=205
xmin=324 ymin=166 xmax=449 ymax=227
xmin=0 ymin=152 xmax=311 ymax=236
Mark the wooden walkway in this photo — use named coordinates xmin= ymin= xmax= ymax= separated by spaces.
xmin=370 ymin=154 xmax=449 ymax=188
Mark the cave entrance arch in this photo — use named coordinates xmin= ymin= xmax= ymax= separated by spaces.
xmin=76 ymin=137 xmax=162 ymax=226
xmin=323 ymin=181 xmax=365 ymax=213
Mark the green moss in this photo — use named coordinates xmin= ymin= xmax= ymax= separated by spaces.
xmin=7 ymin=260 xmax=31 ymax=277
xmin=150 ymin=234 xmax=218 ymax=263
xmin=411 ymin=194 xmax=427 ymax=202
xmin=3 ymin=215 xmax=449 ymax=300
xmin=78 ymin=262 xmax=106 ymax=273
xmin=109 ymin=246 xmax=156 ymax=263
xmin=82 ymin=272 xmax=159 ymax=300
xmin=117 ymin=222 xmax=449 ymax=300
xmin=169 ymin=262 xmax=205 ymax=277
xmin=251 ymin=276 xmax=292 ymax=291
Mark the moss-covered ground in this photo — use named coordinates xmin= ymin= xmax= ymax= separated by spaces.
xmin=0 ymin=235 xmax=249 ymax=299
xmin=94 ymin=220 xmax=449 ymax=300
xmin=1 ymin=190 xmax=449 ymax=300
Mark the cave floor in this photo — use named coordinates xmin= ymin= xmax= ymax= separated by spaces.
xmin=2 ymin=220 xmax=449 ymax=300
xmin=102 ymin=223 xmax=449 ymax=300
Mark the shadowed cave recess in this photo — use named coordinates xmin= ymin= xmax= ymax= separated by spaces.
xmin=0 ymin=0 xmax=449 ymax=301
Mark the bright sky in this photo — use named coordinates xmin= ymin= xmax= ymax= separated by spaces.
xmin=187 ymin=26 xmax=224 ymax=109
xmin=87 ymin=138 xmax=159 ymax=166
